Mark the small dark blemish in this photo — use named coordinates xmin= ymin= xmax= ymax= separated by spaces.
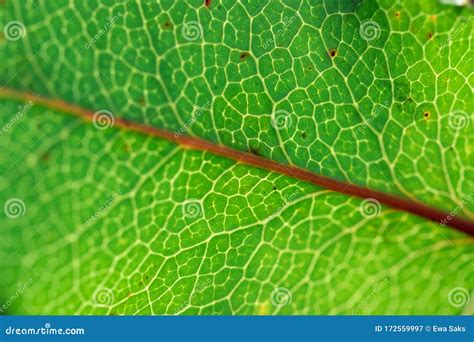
xmin=272 ymin=185 xmax=277 ymax=191
xmin=428 ymin=32 xmax=433 ymax=40
xmin=301 ymin=131 xmax=307 ymax=139
xmin=329 ymin=49 xmax=337 ymax=58
xmin=205 ymin=0 xmax=211 ymax=7
xmin=163 ymin=21 xmax=172 ymax=29
xmin=308 ymin=66 xmax=313 ymax=70
xmin=249 ymin=147 xmax=262 ymax=156
xmin=240 ymin=52 xmax=250 ymax=60
xmin=395 ymin=11 xmax=400 ymax=18
xmin=120 ymin=118 xmax=134 ymax=128
xmin=40 ymin=153 xmax=49 ymax=162
xmin=122 ymin=143 xmax=131 ymax=153
xmin=423 ymin=111 xmax=431 ymax=119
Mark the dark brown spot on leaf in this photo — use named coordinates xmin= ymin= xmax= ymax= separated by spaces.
xmin=205 ymin=0 xmax=211 ymax=7
xmin=329 ymin=49 xmax=337 ymax=58
xmin=240 ymin=52 xmax=250 ymax=60
xmin=40 ymin=153 xmax=49 ymax=162
xmin=122 ymin=143 xmax=131 ymax=153
xmin=249 ymin=147 xmax=262 ymax=156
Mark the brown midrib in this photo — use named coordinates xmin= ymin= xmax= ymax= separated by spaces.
xmin=1 ymin=87 xmax=473 ymax=237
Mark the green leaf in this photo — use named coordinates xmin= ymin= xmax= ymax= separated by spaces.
xmin=0 ymin=0 xmax=472 ymax=315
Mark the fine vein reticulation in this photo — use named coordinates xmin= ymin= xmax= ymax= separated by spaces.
xmin=0 ymin=87 xmax=473 ymax=235
xmin=0 ymin=0 xmax=473 ymax=316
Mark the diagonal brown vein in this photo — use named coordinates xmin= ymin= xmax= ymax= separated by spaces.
xmin=1 ymin=87 xmax=473 ymax=236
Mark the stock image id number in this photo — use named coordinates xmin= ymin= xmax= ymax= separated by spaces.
xmin=375 ymin=325 xmax=466 ymax=333
xmin=375 ymin=325 xmax=424 ymax=333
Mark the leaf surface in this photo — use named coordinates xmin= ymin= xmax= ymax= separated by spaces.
xmin=0 ymin=0 xmax=472 ymax=314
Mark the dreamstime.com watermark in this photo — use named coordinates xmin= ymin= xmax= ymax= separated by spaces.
xmin=0 ymin=278 xmax=34 ymax=314
xmin=0 ymin=101 xmax=34 ymax=135
xmin=270 ymin=287 xmax=292 ymax=308
xmin=84 ymin=191 xmax=122 ymax=227
xmin=448 ymin=110 xmax=471 ymax=131
xmin=352 ymin=278 xmax=389 ymax=314
xmin=359 ymin=198 xmax=382 ymax=218
xmin=263 ymin=190 xmax=300 ymax=225
xmin=181 ymin=21 xmax=202 ymax=41
xmin=84 ymin=13 xmax=123 ymax=50
xmin=354 ymin=101 xmax=389 ymax=136
xmin=359 ymin=20 xmax=381 ymax=41
xmin=182 ymin=199 xmax=203 ymax=219
xmin=440 ymin=193 xmax=473 ymax=227
xmin=3 ymin=197 xmax=26 ymax=219
xmin=92 ymin=287 xmax=115 ymax=307
xmin=92 ymin=109 xmax=115 ymax=130
xmin=173 ymin=101 xmax=211 ymax=138
xmin=448 ymin=287 xmax=471 ymax=308
xmin=271 ymin=109 xmax=292 ymax=130
xmin=261 ymin=15 xmax=297 ymax=51
xmin=3 ymin=20 xmax=26 ymax=41
xmin=175 ymin=279 xmax=211 ymax=313
xmin=440 ymin=15 xmax=474 ymax=50
xmin=4 ymin=323 xmax=85 ymax=336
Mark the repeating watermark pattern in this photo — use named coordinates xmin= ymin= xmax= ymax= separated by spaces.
xmin=174 ymin=279 xmax=211 ymax=313
xmin=84 ymin=191 xmax=121 ymax=227
xmin=440 ymin=193 xmax=473 ymax=227
xmin=360 ymin=198 xmax=382 ymax=218
xmin=270 ymin=287 xmax=292 ymax=308
xmin=92 ymin=109 xmax=115 ymax=130
xmin=92 ymin=287 xmax=114 ymax=307
xmin=3 ymin=21 xmax=26 ymax=41
xmin=263 ymin=190 xmax=300 ymax=225
xmin=182 ymin=199 xmax=203 ymax=219
xmin=261 ymin=15 xmax=297 ymax=51
xmin=352 ymin=278 xmax=389 ymax=314
xmin=181 ymin=21 xmax=202 ymax=41
xmin=271 ymin=109 xmax=292 ymax=130
xmin=173 ymin=101 xmax=211 ymax=138
xmin=0 ymin=278 xmax=34 ymax=314
xmin=354 ymin=102 xmax=389 ymax=136
xmin=0 ymin=101 xmax=34 ymax=135
xmin=440 ymin=15 xmax=473 ymax=49
xmin=84 ymin=13 xmax=123 ymax=50
xmin=448 ymin=287 xmax=470 ymax=308
xmin=448 ymin=110 xmax=470 ymax=131
xmin=359 ymin=20 xmax=381 ymax=41
xmin=4 ymin=198 xmax=26 ymax=219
